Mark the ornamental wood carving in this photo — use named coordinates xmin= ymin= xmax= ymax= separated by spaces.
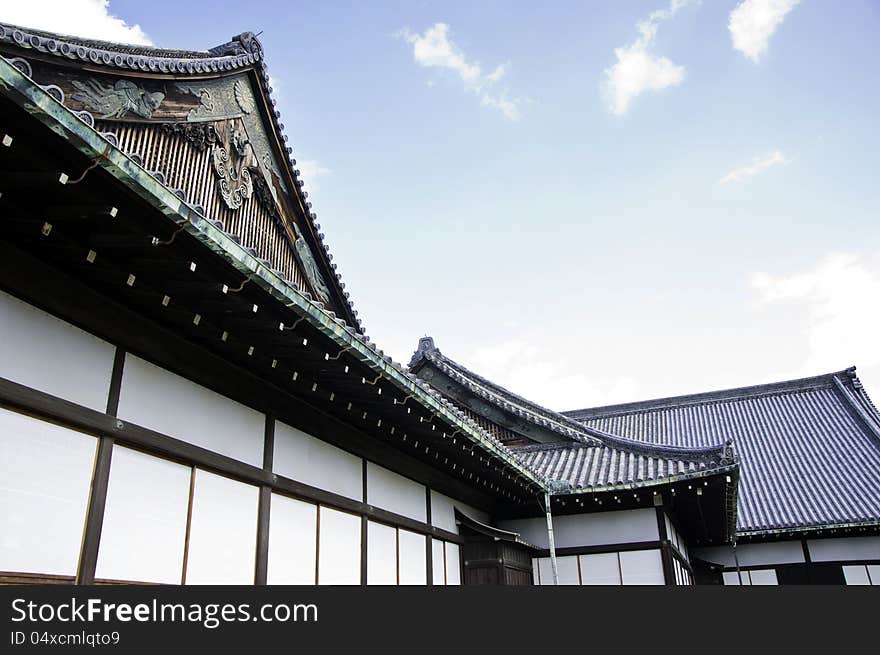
xmin=211 ymin=121 xmax=255 ymax=211
xmin=71 ymin=78 xmax=164 ymax=119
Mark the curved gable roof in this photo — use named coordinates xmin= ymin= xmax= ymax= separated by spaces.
xmin=0 ymin=21 xmax=362 ymax=332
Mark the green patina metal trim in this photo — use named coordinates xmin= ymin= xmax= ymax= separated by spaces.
xmin=560 ymin=463 xmax=739 ymax=496
xmin=737 ymin=520 xmax=880 ymax=539
xmin=0 ymin=56 xmax=549 ymax=491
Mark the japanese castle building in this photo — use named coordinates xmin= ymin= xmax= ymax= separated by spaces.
xmin=0 ymin=24 xmax=877 ymax=586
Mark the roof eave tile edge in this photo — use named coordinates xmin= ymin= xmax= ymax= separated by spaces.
xmin=552 ymin=462 xmax=738 ymax=496
xmin=0 ymin=57 xmax=547 ymax=493
xmin=737 ymin=519 xmax=880 ymax=540
xmin=0 ymin=22 xmax=259 ymax=74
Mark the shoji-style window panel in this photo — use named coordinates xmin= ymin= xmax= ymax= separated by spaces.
xmin=445 ymin=543 xmax=462 ymax=585
xmin=96 ymin=446 xmax=190 ymax=583
xmin=556 ymin=556 xmax=581 ymax=585
xmin=579 ymin=553 xmax=621 ymax=585
xmin=267 ymin=494 xmax=317 ymax=585
xmin=274 ymin=422 xmax=363 ymax=501
xmin=746 ymin=568 xmax=778 ymax=585
xmin=317 ymin=507 xmax=361 ymax=585
xmin=367 ymin=521 xmax=397 ymax=585
xmin=0 ymin=290 xmax=115 ymax=411
xmin=117 ymin=355 xmax=264 ymax=467
xmin=619 ymin=550 xmax=665 ymax=585
xmin=431 ymin=539 xmax=446 ymax=585
xmin=536 ymin=557 xmax=554 ymax=585
xmin=722 ymin=568 xmax=778 ymax=585
xmin=398 ymin=529 xmax=427 ymax=585
xmin=843 ymin=565 xmax=870 ymax=585
xmin=366 ymin=463 xmax=426 ymax=523
xmin=185 ymin=470 xmax=259 ymax=584
xmin=0 ymin=407 xmax=97 ymax=576
xmin=722 ymin=571 xmax=743 ymax=585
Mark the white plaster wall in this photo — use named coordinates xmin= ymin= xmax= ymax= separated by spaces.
xmin=273 ymin=421 xmax=363 ymax=501
xmin=429 ymin=490 xmax=490 ymax=534
xmin=0 ymin=289 xmax=114 ymax=411
xmin=367 ymin=463 xmax=426 ymax=523
xmin=118 ymin=355 xmax=264 ymax=467
xmin=695 ymin=541 xmax=806 ymax=567
xmin=807 ymin=536 xmax=880 ymax=562
xmin=498 ymin=508 xmax=659 ymax=550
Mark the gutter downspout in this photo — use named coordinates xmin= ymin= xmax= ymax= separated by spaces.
xmin=732 ymin=540 xmax=743 ymax=585
xmin=544 ymin=490 xmax=559 ymax=586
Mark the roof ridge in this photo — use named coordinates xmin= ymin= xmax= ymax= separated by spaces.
xmin=564 ymin=368 xmax=857 ymax=419
xmin=424 ymin=350 xmax=602 ymax=444
xmin=409 ymin=338 xmax=736 ymax=461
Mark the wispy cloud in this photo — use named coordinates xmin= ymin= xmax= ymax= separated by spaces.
xmin=751 ymin=252 xmax=880 ymax=381
xmin=729 ymin=0 xmax=800 ymax=62
xmin=719 ymin=150 xmax=789 ymax=184
xmin=601 ymin=0 xmax=694 ymax=116
xmin=296 ymin=160 xmax=332 ymax=195
xmin=466 ymin=339 xmax=640 ymax=410
xmin=398 ymin=22 xmax=527 ymax=121
xmin=0 ymin=0 xmax=152 ymax=45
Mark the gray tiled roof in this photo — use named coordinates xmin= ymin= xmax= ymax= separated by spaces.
xmin=512 ymin=441 xmax=735 ymax=492
xmin=564 ymin=368 xmax=880 ymax=535
xmin=410 ymin=337 xmax=737 ymax=492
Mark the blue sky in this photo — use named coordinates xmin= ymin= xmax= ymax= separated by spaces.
xmin=4 ymin=1 xmax=879 ymax=408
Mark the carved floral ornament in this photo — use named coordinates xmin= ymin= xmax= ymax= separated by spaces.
xmin=211 ymin=122 xmax=254 ymax=211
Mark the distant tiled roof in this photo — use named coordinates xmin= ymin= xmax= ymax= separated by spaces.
xmin=513 ymin=441 xmax=736 ymax=492
xmin=410 ymin=337 xmax=737 ymax=492
xmin=564 ymin=368 xmax=880 ymax=535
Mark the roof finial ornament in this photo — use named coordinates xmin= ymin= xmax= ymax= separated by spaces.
xmin=208 ymin=31 xmax=264 ymax=58
xmin=408 ymin=335 xmax=439 ymax=370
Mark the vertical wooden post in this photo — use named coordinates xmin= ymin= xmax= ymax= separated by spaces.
xmin=76 ymin=347 xmax=125 ymax=585
xmin=425 ymin=487 xmax=433 ymax=586
xmin=360 ymin=460 xmax=368 ymax=586
xmin=655 ymin=500 xmax=675 ymax=586
xmin=254 ymin=415 xmax=275 ymax=585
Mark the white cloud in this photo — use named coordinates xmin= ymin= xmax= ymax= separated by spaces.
xmin=398 ymin=23 xmax=526 ymax=121
xmin=751 ymin=252 xmax=880 ymax=379
xmin=296 ymin=160 xmax=332 ymax=194
xmin=601 ymin=0 xmax=693 ymax=116
xmin=719 ymin=149 xmax=789 ymax=184
xmin=466 ymin=339 xmax=640 ymax=410
xmin=729 ymin=0 xmax=800 ymax=63
xmin=0 ymin=0 xmax=152 ymax=45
